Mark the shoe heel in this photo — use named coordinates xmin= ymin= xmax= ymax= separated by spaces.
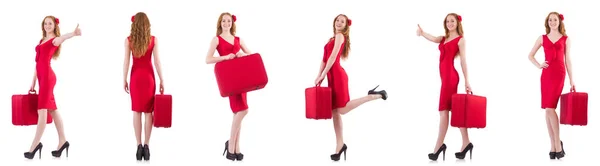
xmin=442 ymin=149 xmax=446 ymax=161
xmin=469 ymin=148 xmax=472 ymax=159
xmin=39 ymin=147 xmax=42 ymax=159
xmin=66 ymin=147 xmax=69 ymax=158
xmin=343 ymin=149 xmax=347 ymax=160
xmin=370 ymin=85 xmax=380 ymax=91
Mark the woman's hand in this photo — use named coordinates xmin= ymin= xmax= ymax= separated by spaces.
xmin=159 ymin=81 xmax=164 ymax=93
xmin=73 ymin=24 xmax=81 ymax=36
xmin=538 ymin=61 xmax=549 ymax=69
xmin=314 ymin=74 xmax=325 ymax=85
xmin=124 ymin=81 xmax=129 ymax=94
xmin=235 ymin=52 xmax=246 ymax=57
xmin=416 ymin=24 xmax=423 ymax=36
xmin=465 ymin=82 xmax=472 ymax=93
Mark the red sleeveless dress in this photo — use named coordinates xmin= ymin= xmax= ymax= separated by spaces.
xmin=129 ymin=36 xmax=156 ymax=113
xmin=216 ymin=36 xmax=248 ymax=113
xmin=540 ymin=35 xmax=567 ymax=109
xmin=35 ymin=37 xmax=58 ymax=110
xmin=437 ymin=36 xmax=462 ymax=111
xmin=322 ymin=36 xmax=349 ymax=109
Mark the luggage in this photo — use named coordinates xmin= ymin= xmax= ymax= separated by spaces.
xmin=214 ymin=53 xmax=268 ymax=97
xmin=560 ymin=88 xmax=588 ymax=126
xmin=305 ymin=84 xmax=333 ymax=120
xmin=12 ymin=90 xmax=53 ymax=126
xmin=153 ymin=90 xmax=172 ymax=128
xmin=450 ymin=91 xmax=487 ymax=128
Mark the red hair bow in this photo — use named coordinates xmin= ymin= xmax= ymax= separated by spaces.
xmin=131 ymin=16 xmax=135 ymax=22
xmin=55 ymin=18 xmax=60 ymax=25
xmin=559 ymin=14 xmax=564 ymax=20
xmin=457 ymin=15 xmax=462 ymax=22
xmin=347 ymin=19 xmax=352 ymax=26
xmin=232 ymin=15 xmax=237 ymax=22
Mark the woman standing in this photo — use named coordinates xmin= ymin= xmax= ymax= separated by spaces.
xmin=527 ymin=12 xmax=573 ymax=160
xmin=123 ymin=12 xmax=165 ymax=161
xmin=314 ymin=14 xmax=388 ymax=161
xmin=24 ymin=15 xmax=80 ymax=159
xmin=205 ymin=12 xmax=254 ymax=161
xmin=416 ymin=13 xmax=473 ymax=161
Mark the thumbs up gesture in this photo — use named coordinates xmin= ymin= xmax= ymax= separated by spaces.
xmin=73 ymin=24 xmax=82 ymax=36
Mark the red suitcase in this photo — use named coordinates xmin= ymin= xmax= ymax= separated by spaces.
xmin=214 ymin=53 xmax=268 ymax=97
xmin=560 ymin=89 xmax=588 ymax=126
xmin=12 ymin=90 xmax=53 ymax=126
xmin=450 ymin=92 xmax=486 ymax=128
xmin=153 ymin=90 xmax=172 ymax=128
xmin=305 ymin=85 xmax=333 ymax=120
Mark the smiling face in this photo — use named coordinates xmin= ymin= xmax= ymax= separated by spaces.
xmin=547 ymin=14 xmax=560 ymax=30
xmin=221 ymin=15 xmax=233 ymax=31
xmin=333 ymin=15 xmax=348 ymax=32
xmin=445 ymin=15 xmax=458 ymax=31
xmin=42 ymin=17 xmax=56 ymax=34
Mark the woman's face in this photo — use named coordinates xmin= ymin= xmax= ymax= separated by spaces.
xmin=334 ymin=16 xmax=347 ymax=32
xmin=43 ymin=18 xmax=55 ymax=33
xmin=445 ymin=15 xmax=457 ymax=31
xmin=547 ymin=14 xmax=560 ymax=30
xmin=221 ymin=15 xmax=233 ymax=30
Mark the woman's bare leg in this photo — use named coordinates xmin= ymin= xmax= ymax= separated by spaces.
xmin=332 ymin=109 xmax=344 ymax=152
xmin=28 ymin=109 xmax=48 ymax=152
xmin=433 ymin=110 xmax=450 ymax=152
xmin=459 ymin=127 xmax=470 ymax=150
xmin=336 ymin=94 xmax=382 ymax=115
xmin=143 ymin=113 xmax=153 ymax=145
xmin=133 ymin=112 xmax=142 ymax=145
xmin=546 ymin=108 xmax=561 ymax=151
xmin=229 ymin=110 xmax=248 ymax=153
xmin=545 ymin=111 xmax=556 ymax=152
xmin=49 ymin=110 xmax=67 ymax=149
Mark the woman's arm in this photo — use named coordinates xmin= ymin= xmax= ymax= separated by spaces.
xmin=205 ymin=37 xmax=229 ymax=64
xmin=239 ymin=38 xmax=252 ymax=54
xmin=123 ymin=39 xmax=131 ymax=83
xmin=528 ymin=36 xmax=543 ymax=68
xmin=152 ymin=37 xmax=164 ymax=83
xmin=53 ymin=24 xmax=80 ymax=46
xmin=320 ymin=34 xmax=344 ymax=77
xmin=458 ymin=38 xmax=469 ymax=83
xmin=417 ymin=24 xmax=443 ymax=43
xmin=30 ymin=70 xmax=37 ymax=90
xmin=565 ymin=38 xmax=574 ymax=85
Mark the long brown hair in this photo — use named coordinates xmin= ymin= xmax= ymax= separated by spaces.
xmin=41 ymin=16 xmax=61 ymax=59
xmin=216 ymin=12 xmax=236 ymax=36
xmin=129 ymin=12 xmax=152 ymax=58
xmin=333 ymin=14 xmax=351 ymax=59
xmin=545 ymin=12 xmax=567 ymax=36
xmin=443 ymin=13 xmax=464 ymax=38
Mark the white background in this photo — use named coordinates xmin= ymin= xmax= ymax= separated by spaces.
xmin=0 ymin=0 xmax=597 ymax=165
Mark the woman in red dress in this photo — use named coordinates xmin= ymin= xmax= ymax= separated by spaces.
xmin=205 ymin=12 xmax=254 ymax=161
xmin=314 ymin=14 xmax=388 ymax=161
xmin=527 ymin=12 xmax=574 ymax=160
xmin=123 ymin=12 xmax=165 ymax=161
xmin=416 ymin=13 xmax=473 ymax=161
xmin=24 ymin=16 xmax=80 ymax=159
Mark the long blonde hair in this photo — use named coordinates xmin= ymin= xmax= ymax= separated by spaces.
xmin=443 ymin=13 xmax=464 ymax=38
xmin=41 ymin=16 xmax=61 ymax=59
xmin=216 ymin=12 xmax=236 ymax=36
xmin=129 ymin=12 xmax=152 ymax=58
xmin=545 ymin=12 xmax=567 ymax=36
xmin=332 ymin=14 xmax=351 ymax=59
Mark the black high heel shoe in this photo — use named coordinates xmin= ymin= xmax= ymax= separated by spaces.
xmin=455 ymin=143 xmax=473 ymax=159
xmin=51 ymin=141 xmax=70 ymax=158
xmin=143 ymin=144 xmax=150 ymax=161
xmin=24 ymin=142 xmax=43 ymax=159
xmin=222 ymin=141 xmax=237 ymax=161
xmin=236 ymin=152 xmax=244 ymax=161
xmin=330 ymin=144 xmax=347 ymax=161
xmin=555 ymin=141 xmax=565 ymax=159
xmin=136 ymin=144 xmax=144 ymax=161
xmin=428 ymin=144 xmax=446 ymax=161
xmin=368 ymin=85 xmax=388 ymax=100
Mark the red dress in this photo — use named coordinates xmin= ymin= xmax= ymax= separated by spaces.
xmin=216 ymin=36 xmax=248 ymax=113
xmin=540 ymin=35 xmax=567 ymax=109
xmin=129 ymin=36 xmax=156 ymax=113
xmin=322 ymin=36 xmax=350 ymax=109
xmin=437 ymin=36 xmax=462 ymax=111
xmin=35 ymin=37 xmax=58 ymax=110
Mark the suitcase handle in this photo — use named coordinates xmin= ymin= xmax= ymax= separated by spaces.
xmin=29 ymin=90 xmax=36 ymax=94
xmin=570 ymin=86 xmax=576 ymax=92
